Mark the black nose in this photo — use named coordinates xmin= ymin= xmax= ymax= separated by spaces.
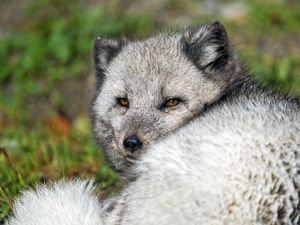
xmin=123 ymin=135 xmax=143 ymax=153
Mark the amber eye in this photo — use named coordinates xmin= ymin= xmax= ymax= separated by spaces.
xmin=164 ymin=99 xmax=180 ymax=108
xmin=117 ymin=98 xmax=129 ymax=107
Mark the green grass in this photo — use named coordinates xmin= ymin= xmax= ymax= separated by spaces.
xmin=0 ymin=121 xmax=122 ymax=219
xmin=1 ymin=0 xmax=300 ymax=221
xmin=0 ymin=0 xmax=155 ymax=220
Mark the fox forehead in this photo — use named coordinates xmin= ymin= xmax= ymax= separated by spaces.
xmin=109 ymin=34 xmax=191 ymax=72
xmin=103 ymin=36 xmax=207 ymax=94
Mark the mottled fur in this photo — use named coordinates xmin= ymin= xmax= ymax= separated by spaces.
xmin=107 ymin=86 xmax=300 ymax=225
xmin=5 ymin=22 xmax=300 ymax=225
xmin=6 ymin=86 xmax=300 ymax=225
xmin=92 ymin=22 xmax=245 ymax=173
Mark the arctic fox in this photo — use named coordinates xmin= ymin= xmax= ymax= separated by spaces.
xmin=5 ymin=22 xmax=300 ymax=225
xmin=92 ymin=22 xmax=246 ymax=174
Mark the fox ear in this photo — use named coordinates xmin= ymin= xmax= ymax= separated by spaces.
xmin=93 ymin=37 xmax=125 ymax=88
xmin=182 ymin=22 xmax=231 ymax=71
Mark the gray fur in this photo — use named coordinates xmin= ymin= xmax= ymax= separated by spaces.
xmin=92 ymin=22 xmax=245 ymax=173
xmin=5 ymin=22 xmax=300 ymax=225
xmin=108 ymin=86 xmax=300 ymax=225
xmin=6 ymin=84 xmax=300 ymax=225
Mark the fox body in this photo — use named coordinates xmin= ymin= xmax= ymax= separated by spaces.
xmin=6 ymin=86 xmax=300 ymax=225
xmin=108 ymin=88 xmax=300 ymax=225
xmin=5 ymin=22 xmax=300 ymax=225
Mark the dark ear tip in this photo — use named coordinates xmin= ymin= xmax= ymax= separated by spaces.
xmin=93 ymin=37 xmax=120 ymax=56
xmin=210 ymin=21 xmax=227 ymax=33
xmin=183 ymin=22 xmax=223 ymax=35
xmin=183 ymin=24 xmax=225 ymax=47
xmin=94 ymin=37 xmax=126 ymax=49
xmin=211 ymin=21 xmax=222 ymax=27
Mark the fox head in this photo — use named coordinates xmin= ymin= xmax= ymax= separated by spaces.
xmin=92 ymin=22 xmax=244 ymax=173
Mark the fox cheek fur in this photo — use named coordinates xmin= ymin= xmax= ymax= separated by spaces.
xmin=91 ymin=22 xmax=244 ymax=173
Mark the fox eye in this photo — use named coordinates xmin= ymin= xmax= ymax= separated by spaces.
xmin=164 ymin=99 xmax=181 ymax=108
xmin=117 ymin=98 xmax=129 ymax=107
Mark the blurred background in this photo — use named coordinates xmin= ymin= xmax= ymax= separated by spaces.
xmin=0 ymin=0 xmax=300 ymax=221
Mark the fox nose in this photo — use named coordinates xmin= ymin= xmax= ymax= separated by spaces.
xmin=123 ymin=135 xmax=143 ymax=153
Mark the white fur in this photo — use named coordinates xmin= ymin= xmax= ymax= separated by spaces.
xmin=6 ymin=94 xmax=300 ymax=225
xmin=116 ymin=96 xmax=300 ymax=224
xmin=5 ymin=180 xmax=104 ymax=225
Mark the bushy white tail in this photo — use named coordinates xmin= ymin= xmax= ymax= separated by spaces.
xmin=5 ymin=180 xmax=104 ymax=225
